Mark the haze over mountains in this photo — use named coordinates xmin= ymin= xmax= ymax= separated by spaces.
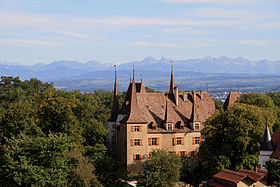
xmin=1 ymin=56 xmax=280 ymax=95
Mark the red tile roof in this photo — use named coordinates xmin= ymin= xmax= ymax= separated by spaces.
xmin=256 ymin=168 xmax=268 ymax=175
xmin=208 ymin=180 xmax=235 ymax=187
xmin=119 ymin=81 xmax=215 ymax=131
xmin=238 ymin=169 xmax=266 ymax=181
xmin=120 ymin=79 xmax=147 ymax=124
xmin=214 ymin=169 xmax=247 ymax=183
xmin=223 ymin=92 xmax=240 ymax=111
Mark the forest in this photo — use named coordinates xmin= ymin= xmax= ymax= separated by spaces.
xmin=0 ymin=76 xmax=280 ymax=186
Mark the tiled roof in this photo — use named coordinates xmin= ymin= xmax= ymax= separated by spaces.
xmin=238 ymin=169 xmax=266 ymax=181
xmin=164 ymin=98 xmax=173 ymax=123
xmin=208 ymin=180 xmax=235 ymax=187
xmin=120 ymin=79 xmax=147 ymax=124
xmin=256 ymin=168 xmax=268 ymax=175
xmin=223 ymin=92 xmax=240 ymax=111
xmin=119 ymin=82 xmax=215 ymax=131
xmin=214 ymin=169 xmax=247 ymax=183
xmin=271 ymin=127 xmax=280 ymax=158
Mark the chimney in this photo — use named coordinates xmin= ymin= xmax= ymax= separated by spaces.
xmin=174 ymin=86 xmax=178 ymax=106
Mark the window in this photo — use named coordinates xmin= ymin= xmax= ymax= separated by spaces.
xmin=179 ymin=151 xmax=186 ymax=157
xmin=194 ymin=123 xmax=200 ymax=131
xmin=131 ymin=139 xmax=143 ymax=146
xmin=152 ymin=138 xmax=157 ymax=145
xmin=134 ymin=126 xmax=140 ymax=132
xmin=167 ymin=123 xmax=173 ymax=131
xmin=148 ymin=138 xmax=159 ymax=146
xmin=177 ymin=137 xmax=182 ymax=145
xmin=134 ymin=139 xmax=140 ymax=146
xmin=195 ymin=137 xmax=200 ymax=144
xmin=173 ymin=137 xmax=184 ymax=146
xmin=133 ymin=154 xmax=142 ymax=160
xmin=131 ymin=125 xmax=142 ymax=132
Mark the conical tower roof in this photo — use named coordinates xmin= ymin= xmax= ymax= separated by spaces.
xmin=260 ymin=124 xmax=274 ymax=151
xmin=120 ymin=69 xmax=147 ymax=124
xmin=169 ymin=64 xmax=174 ymax=94
xmin=108 ymin=65 xmax=119 ymax=122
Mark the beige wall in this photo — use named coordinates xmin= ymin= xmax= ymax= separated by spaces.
xmin=126 ymin=123 xmax=148 ymax=172
xmin=124 ymin=123 xmax=202 ymax=173
xmin=147 ymin=132 xmax=201 ymax=156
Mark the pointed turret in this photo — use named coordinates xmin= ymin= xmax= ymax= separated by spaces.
xmin=108 ymin=65 xmax=119 ymax=122
xmin=260 ymin=123 xmax=274 ymax=151
xmin=120 ymin=68 xmax=147 ymax=124
xmin=169 ymin=63 xmax=174 ymax=94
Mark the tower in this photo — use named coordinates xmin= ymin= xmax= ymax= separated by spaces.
xmin=259 ymin=123 xmax=274 ymax=169
xmin=108 ymin=65 xmax=119 ymax=156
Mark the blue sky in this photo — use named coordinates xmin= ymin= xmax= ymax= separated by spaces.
xmin=0 ymin=0 xmax=279 ymax=65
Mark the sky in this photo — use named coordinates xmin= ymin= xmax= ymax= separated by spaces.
xmin=0 ymin=0 xmax=279 ymax=65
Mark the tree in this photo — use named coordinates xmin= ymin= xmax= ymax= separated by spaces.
xmin=0 ymin=133 xmax=72 ymax=186
xmin=94 ymin=155 xmax=127 ymax=187
xmin=66 ymin=149 xmax=102 ymax=187
xmin=140 ymin=150 xmax=182 ymax=187
xmin=200 ymin=103 xmax=274 ymax=177
xmin=265 ymin=160 xmax=280 ymax=186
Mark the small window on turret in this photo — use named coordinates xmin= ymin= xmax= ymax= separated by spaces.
xmin=194 ymin=123 xmax=200 ymax=131
xmin=167 ymin=123 xmax=173 ymax=131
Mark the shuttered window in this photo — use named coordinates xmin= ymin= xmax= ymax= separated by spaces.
xmin=133 ymin=154 xmax=141 ymax=160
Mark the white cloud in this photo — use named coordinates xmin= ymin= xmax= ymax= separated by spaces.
xmin=132 ymin=41 xmax=180 ymax=48
xmin=0 ymin=38 xmax=64 ymax=47
xmin=162 ymin=28 xmax=209 ymax=35
xmin=161 ymin=0 xmax=262 ymax=5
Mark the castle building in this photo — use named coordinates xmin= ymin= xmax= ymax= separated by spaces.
xmin=108 ymin=66 xmax=216 ymax=173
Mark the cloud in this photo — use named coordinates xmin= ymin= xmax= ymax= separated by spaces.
xmin=132 ymin=41 xmax=180 ymax=48
xmin=0 ymin=38 xmax=64 ymax=47
xmin=161 ymin=0 xmax=262 ymax=5
xmin=162 ymin=28 xmax=209 ymax=35
xmin=0 ymin=12 xmax=242 ymax=30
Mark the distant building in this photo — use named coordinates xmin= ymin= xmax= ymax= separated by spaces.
xmin=108 ymin=66 xmax=216 ymax=173
xmin=208 ymin=168 xmax=268 ymax=187
xmin=259 ymin=124 xmax=280 ymax=169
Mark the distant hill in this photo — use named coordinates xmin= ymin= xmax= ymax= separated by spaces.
xmin=1 ymin=56 xmax=280 ymax=95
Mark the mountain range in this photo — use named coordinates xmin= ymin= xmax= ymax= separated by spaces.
xmin=1 ymin=56 xmax=280 ymax=94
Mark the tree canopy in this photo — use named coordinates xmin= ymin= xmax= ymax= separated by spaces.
xmin=139 ymin=150 xmax=182 ymax=187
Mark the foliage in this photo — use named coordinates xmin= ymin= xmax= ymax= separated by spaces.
xmin=94 ymin=155 xmax=128 ymax=187
xmin=66 ymin=149 xmax=103 ymax=187
xmin=0 ymin=133 xmax=72 ymax=186
xmin=240 ymin=93 xmax=275 ymax=108
xmin=200 ymin=103 xmax=273 ymax=179
xmin=140 ymin=150 xmax=182 ymax=187
xmin=265 ymin=160 xmax=280 ymax=186
xmin=0 ymin=76 xmax=115 ymax=186
xmin=214 ymin=99 xmax=224 ymax=110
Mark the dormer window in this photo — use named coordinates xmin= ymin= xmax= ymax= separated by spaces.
xmin=167 ymin=123 xmax=173 ymax=131
xmin=194 ymin=123 xmax=200 ymax=131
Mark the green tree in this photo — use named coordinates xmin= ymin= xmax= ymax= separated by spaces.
xmin=140 ymin=150 xmax=182 ymax=187
xmin=200 ymin=103 xmax=274 ymax=177
xmin=94 ymin=155 xmax=128 ymax=187
xmin=66 ymin=149 xmax=103 ymax=187
xmin=265 ymin=160 xmax=280 ymax=186
xmin=0 ymin=133 xmax=72 ymax=186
